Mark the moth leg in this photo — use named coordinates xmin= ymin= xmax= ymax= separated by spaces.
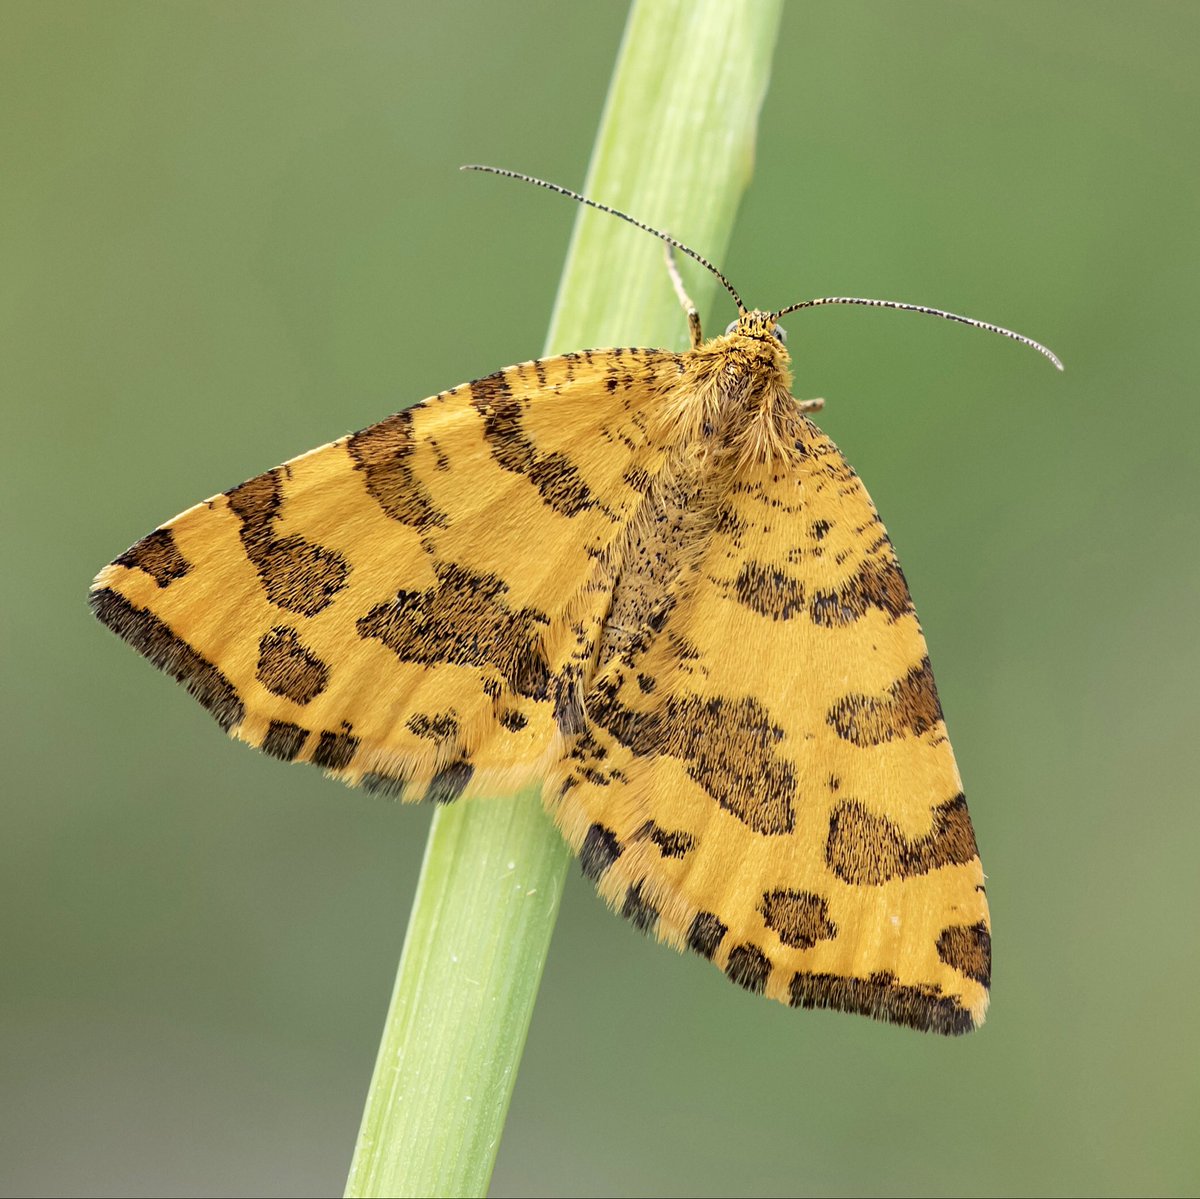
xmin=796 ymin=396 xmax=825 ymax=413
xmin=664 ymin=241 xmax=703 ymax=348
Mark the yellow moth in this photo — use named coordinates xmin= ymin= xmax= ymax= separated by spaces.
xmin=91 ymin=167 xmax=1060 ymax=1035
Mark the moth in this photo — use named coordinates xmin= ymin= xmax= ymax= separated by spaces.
xmin=91 ymin=167 xmax=1060 ymax=1034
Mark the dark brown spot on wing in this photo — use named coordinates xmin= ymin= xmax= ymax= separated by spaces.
xmin=937 ymin=921 xmax=991 ymax=986
xmin=114 ymin=528 xmax=191 ymax=588
xmin=357 ymin=561 xmax=551 ymax=700
xmin=312 ymin=727 xmax=358 ymax=770
xmin=826 ymin=793 xmax=978 ymax=885
xmin=225 ymin=472 xmax=349 ymax=616
xmin=528 ymin=452 xmax=597 ymax=517
xmin=560 ymin=728 xmax=624 ymax=795
xmin=470 ymin=372 xmax=599 ymax=517
xmin=686 ymin=912 xmax=728 ymax=960
xmin=222 ymin=472 xmax=280 ymax=527
xmin=469 ymin=373 xmax=531 ymax=468
xmin=347 ymin=408 xmax=449 ymax=529
xmin=638 ymin=822 xmax=696 ymax=859
xmin=827 ymin=658 xmax=944 ymax=746
xmin=426 ymin=758 xmax=473 ymax=803
xmin=248 ymin=533 xmax=348 ymax=617
xmin=809 ymin=554 xmax=913 ymax=626
xmin=725 ymin=943 xmax=770 ymax=994
xmin=406 ymin=711 xmax=460 ymax=741
xmin=256 ymin=626 xmax=329 ymax=704
xmin=262 ymin=719 xmax=308 ymax=761
xmin=361 ymin=771 xmax=410 ymax=798
xmin=621 ymin=882 xmax=659 ymax=932
xmin=732 ymin=560 xmax=806 ymax=620
xmin=788 ymin=970 xmax=975 ymax=1035
xmin=588 ymin=681 xmax=796 ymax=835
xmin=90 ymin=588 xmax=244 ymax=731
xmin=760 ymin=889 xmax=837 ymax=949
xmin=579 ymin=823 xmax=621 ymax=882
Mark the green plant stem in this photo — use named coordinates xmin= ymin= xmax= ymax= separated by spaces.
xmin=344 ymin=4 xmax=782 ymax=1196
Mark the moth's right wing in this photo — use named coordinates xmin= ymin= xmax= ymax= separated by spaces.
xmin=546 ymin=419 xmax=989 ymax=1033
xmin=91 ymin=348 xmax=680 ymax=799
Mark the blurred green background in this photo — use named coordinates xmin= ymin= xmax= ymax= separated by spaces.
xmin=3 ymin=3 xmax=1197 ymax=1196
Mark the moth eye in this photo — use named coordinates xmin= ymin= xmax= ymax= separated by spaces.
xmin=724 ymin=319 xmax=739 ymax=335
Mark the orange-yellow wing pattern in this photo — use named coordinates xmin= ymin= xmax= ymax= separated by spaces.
xmin=92 ymin=349 xmax=681 ymax=801
xmin=546 ymin=414 xmax=990 ymax=1033
xmin=94 ymin=303 xmax=997 ymax=1034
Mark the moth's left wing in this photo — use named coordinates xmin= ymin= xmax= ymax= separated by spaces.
xmin=92 ymin=349 xmax=679 ymax=799
xmin=548 ymin=418 xmax=990 ymax=1033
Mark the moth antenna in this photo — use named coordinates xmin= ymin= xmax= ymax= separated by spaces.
xmin=772 ymin=296 xmax=1063 ymax=370
xmin=463 ymin=164 xmax=745 ymax=313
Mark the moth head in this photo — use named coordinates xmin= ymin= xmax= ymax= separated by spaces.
xmin=725 ymin=310 xmax=787 ymax=346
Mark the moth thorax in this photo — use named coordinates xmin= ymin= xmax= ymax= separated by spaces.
xmin=715 ymin=343 xmax=791 ymax=417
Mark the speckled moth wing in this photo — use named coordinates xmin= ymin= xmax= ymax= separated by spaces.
xmin=547 ymin=414 xmax=991 ymax=1034
xmin=92 ymin=349 xmax=682 ymax=801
